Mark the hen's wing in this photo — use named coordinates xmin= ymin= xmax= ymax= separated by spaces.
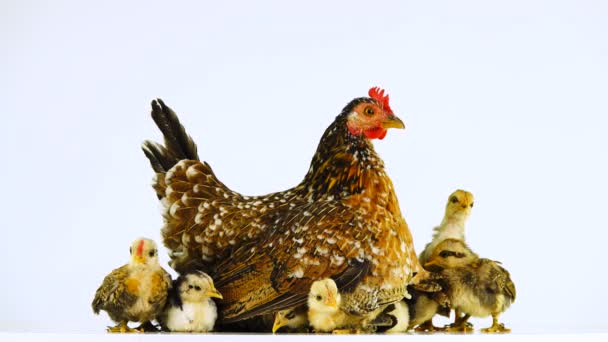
xmin=214 ymin=200 xmax=370 ymax=322
xmin=152 ymin=158 xmax=307 ymax=274
xmin=91 ymin=265 xmax=137 ymax=316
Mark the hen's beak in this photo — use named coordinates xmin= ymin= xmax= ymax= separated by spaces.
xmin=381 ymin=115 xmax=405 ymax=129
xmin=272 ymin=317 xmax=286 ymax=333
xmin=205 ymin=287 xmax=223 ymax=299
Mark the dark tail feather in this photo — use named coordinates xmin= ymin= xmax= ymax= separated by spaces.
xmin=142 ymin=98 xmax=199 ymax=173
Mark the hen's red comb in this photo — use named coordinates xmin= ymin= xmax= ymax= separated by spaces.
xmin=368 ymin=87 xmax=392 ymax=113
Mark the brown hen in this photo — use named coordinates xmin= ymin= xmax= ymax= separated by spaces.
xmin=142 ymin=88 xmax=423 ymax=325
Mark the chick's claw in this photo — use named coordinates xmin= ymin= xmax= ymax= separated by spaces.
xmin=106 ymin=321 xmax=141 ymax=333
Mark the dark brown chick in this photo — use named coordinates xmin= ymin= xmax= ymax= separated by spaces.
xmin=425 ymin=239 xmax=516 ymax=333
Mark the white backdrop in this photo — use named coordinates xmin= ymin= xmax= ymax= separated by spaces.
xmin=1 ymin=0 xmax=607 ymax=333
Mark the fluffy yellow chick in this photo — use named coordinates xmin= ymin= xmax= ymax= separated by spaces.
xmin=159 ymin=272 xmax=223 ymax=332
xmin=307 ymin=278 xmax=362 ymax=333
xmin=92 ymin=238 xmax=172 ymax=333
xmin=272 ymin=307 xmax=308 ymax=333
xmin=425 ymin=239 xmax=516 ymax=333
xmin=419 ymin=189 xmax=475 ymax=266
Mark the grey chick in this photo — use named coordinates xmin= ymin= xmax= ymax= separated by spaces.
xmin=424 ymin=239 xmax=516 ymax=333
xmin=159 ymin=271 xmax=223 ymax=332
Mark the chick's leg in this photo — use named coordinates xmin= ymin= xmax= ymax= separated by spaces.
xmin=446 ymin=313 xmax=473 ymax=333
xmin=414 ymin=319 xmax=445 ymax=332
xmin=135 ymin=321 xmax=159 ymax=332
xmin=107 ymin=321 xmax=140 ymax=333
xmin=481 ymin=313 xmax=510 ymax=333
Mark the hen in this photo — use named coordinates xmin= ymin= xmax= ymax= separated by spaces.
xmin=142 ymin=87 xmax=422 ymax=324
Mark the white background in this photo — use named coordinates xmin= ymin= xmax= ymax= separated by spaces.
xmin=1 ymin=0 xmax=607 ymax=334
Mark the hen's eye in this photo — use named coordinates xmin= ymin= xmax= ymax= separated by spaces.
xmin=149 ymin=250 xmax=156 ymax=257
xmin=363 ymin=107 xmax=375 ymax=116
xmin=450 ymin=196 xmax=458 ymax=204
xmin=316 ymin=295 xmax=322 ymax=301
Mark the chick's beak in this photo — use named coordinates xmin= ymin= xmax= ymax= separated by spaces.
xmin=381 ymin=114 xmax=405 ymax=129
xmin=324 ymin=296 xmax=338 ymax=308
xmin=134 ymin=255 xmax=146 ymax=264
xmin=272 ymin=318 xmax=286 ymax=333
xmin=424 ymin=260 xmax=440 ymax=269
xmin=205 ymin=287 xmax=223 ymax=299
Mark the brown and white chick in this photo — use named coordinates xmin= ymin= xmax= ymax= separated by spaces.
xmin=272 ymin=307 xmax=309 ymax=333
xmin=92 ymin=238 xmax=172 ymax=333
xmin=159 ymin=271 xmax=222 ymax=332
xmin=404 ymin=284 xmax=451 ymax=332
xmin=425 ymin=239 xmax=516 ymax=333
xmin=419 ymin=189 xmax=475 ymax=266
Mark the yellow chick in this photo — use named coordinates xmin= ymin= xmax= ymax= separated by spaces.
xmin=92 ymin=238 xmax=172 ymax=333
xmin=272 ymin=307 xmax=309 ymax=333
xmin=307 ymin=278 xmax=362 ymax=333
xmin=419 ymin=189 xmax=475 ymax=266
xmin=425 ymin=239 xmax=516 ymax=333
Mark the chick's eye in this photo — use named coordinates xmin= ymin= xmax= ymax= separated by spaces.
xmin=286 ymin=311 xmax=296 ymax=319
xmin=470 ymin=202 xmax=474 ymax=208
xmin=149 ymin=250 xmax=156 ymax=257
xmin=450 ymin=196 xmax=458 ymax=204
xmin=363 ymin=107 xmax=375 ymax=116
xmin=439 ymin=251 xmax=453 ymax=258
xmin=129 ymin=247 xmax=132 ymax=255
xmin=189 ymin=285 xmax=194 ymax=289
xmin=194 ymin=285 xmax=201 ymax=291
xmin=316 ymin=295 xmax=322 ymax=301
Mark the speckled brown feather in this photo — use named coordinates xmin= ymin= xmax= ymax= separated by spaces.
xmin=92 ymin=265 xmax=171 ymax=323
xmin=143 ymin=96 xmax=421 ymax=323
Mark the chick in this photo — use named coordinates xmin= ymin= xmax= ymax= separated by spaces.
xmin=272 ymin=307 xmax=309 ymax=333
xmin=419 ymin=189 xmax=475 ymax=266
xmin=92 ymin=238 xmax=172 ymax=333
xmin=159 ymin=271 xmax=223 ymax=332
xmin=374 ymin=301 xmax=410 ymax=333
xmin=417 ymin=189 xmax=474 ymax=329
xmin=307 ymin=278 xmax=363 ymax=333
xmin=425 ymin=239 xmax=516 ymax=333
xmin=405 ymin=285 xmax=451 ymax=332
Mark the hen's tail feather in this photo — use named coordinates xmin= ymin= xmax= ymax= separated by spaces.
xmin=142 ymin=98 xmax=199 ymax=173
xmin=142 ymin=142 xmax=178 ymax=174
